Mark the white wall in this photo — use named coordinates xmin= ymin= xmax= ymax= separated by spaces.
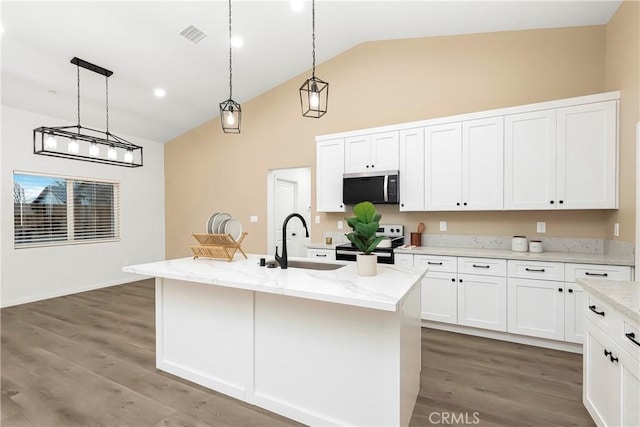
xmin=1 ymin=106 xmax=165 ymax=307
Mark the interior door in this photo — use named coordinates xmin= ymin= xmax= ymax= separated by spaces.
xmin=275 ymin=178 xmax=304 ymax=257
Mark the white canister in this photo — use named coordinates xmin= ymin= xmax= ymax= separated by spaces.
xmin=511 ymin=236 xmax=528 ymax=252
xmin=529 ymin=240 xmax=543 ymax=253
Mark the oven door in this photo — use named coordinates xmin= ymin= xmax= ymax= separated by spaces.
xmin=335 ymin=248 xmax=394 ymax=264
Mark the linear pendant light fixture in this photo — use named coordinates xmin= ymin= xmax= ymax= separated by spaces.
xmin=299 ymin=0 xmax=328 ymax=118
xmin=219 ymin=0 xmax=241 ymax=133
xmin=33 ymin=57 xmax=143 ymax=167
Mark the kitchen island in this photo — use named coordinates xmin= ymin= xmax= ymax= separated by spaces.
xmin=123 ymin=255 xmax=427 ymax=426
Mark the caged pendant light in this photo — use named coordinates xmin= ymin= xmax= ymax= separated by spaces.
xmin=33 ymin=57 xmax=143 ymax=167
xmin=299 ymin=0 xmax=328 ymax=118
xmin=219 ymin=0 xmax=241 ymax=133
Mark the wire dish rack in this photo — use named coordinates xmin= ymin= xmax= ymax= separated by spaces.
xmin=190 ymin=232 xmax=248 ymax=261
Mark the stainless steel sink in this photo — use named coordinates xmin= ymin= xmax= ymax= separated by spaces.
xmin=287 ymin=260 xmax=345 ymax=271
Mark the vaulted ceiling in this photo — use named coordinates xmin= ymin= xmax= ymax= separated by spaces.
xmin=1 ymin=1 xmax=622 ymax=143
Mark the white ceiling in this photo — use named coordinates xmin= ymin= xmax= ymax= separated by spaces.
xmin=1 ymin=0 xmax=622 ymax=144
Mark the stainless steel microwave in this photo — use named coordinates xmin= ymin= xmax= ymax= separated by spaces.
xmin=342 ymin=170 xmax=399 ymax=205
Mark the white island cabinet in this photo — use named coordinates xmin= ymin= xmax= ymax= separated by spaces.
xmin=124 ymin=255 xmax=426 ymax=427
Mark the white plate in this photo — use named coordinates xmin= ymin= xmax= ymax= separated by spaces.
xmin=224 ymin=219 xmax=243 ymax=241
xmin=206 ymin=212 xmax=219 ymax=234
xmin=213 ymin=213 xmax=232 ymax=234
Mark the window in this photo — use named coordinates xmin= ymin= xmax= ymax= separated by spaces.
xmin=14 ymin=172 xmax=120 ymax=247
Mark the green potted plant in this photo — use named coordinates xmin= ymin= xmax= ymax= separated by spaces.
xmin=345 ymin=201 xmax=384 ymax=276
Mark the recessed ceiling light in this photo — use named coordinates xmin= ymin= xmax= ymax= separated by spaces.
xmin=231 ymin=35 xmax=243 ymax=48
xmin=154 ymin=88 xmax=166 ymax=98
xmin=290 ymin=0 xmax=304 ymax=12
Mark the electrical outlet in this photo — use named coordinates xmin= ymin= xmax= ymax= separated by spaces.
xmin=439 ymin=221 xmax=447 ymax=232
xmin=536 ymin=222 xmax=546 ymax=233
xmin=614 ymin=223 xmax=620 ymax=237
xmin=338 ymin=221 xmax=343 ymax=230
xmin=315 ymin=215 xmax=320 ymax=224
xmin=250 ymin=215 xmax=258 ymax=223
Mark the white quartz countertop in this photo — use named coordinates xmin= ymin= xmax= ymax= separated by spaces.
xmin=395 ymin=246 xmax=634 ymax=266
xmin=123 ymin=255 xmax=427 ymax=312
xmin=577 ymin=278 xmax=639 ymax=323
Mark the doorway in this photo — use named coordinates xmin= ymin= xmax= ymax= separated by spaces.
xmin=267 ymin=167 xmax=311 ymax=257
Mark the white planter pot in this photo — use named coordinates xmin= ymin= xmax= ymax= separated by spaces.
xmin=357 ymin=253 xmax=377 ymax=276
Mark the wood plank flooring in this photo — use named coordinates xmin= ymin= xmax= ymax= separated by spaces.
xmin=1 ymin=280 xmax=594 ymax=427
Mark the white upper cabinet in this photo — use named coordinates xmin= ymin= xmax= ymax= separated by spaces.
xmin=504 ymin=110 xmax=557 ymax=209
xmin=316 ymin=138 xmax=346 ymax=212
xmin=425 ymin=123 xmax=463 ymax=210
xmin=399 ymin=128 xmax=425 ymax=211
xmin=344 ymin=131 xmax=399 ymax=173
xmin=463 ymin=117 xmax=504 ymax=210
xmin=505 ymin=100 xmax=617 ymax=210
xmin=557 ymin=101 xmax=617 ymax=209
xmin=425 ymin=117 xmax=503 ymax=211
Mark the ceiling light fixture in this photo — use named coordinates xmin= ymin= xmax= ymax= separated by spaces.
xmin=290 ymin=0 xmax=304 ymax=12
xmin=33 ymin=57 xmax=143 ymax=167
xmin=154 ymin=88 xmax=166 ymax=98
xmin=219 ymin=0 xmax=241 ymax=133
xmin=230 ymin=35 xmax=244 ymax=48
xmin=299 ymin=0 xmax=328 ymax=118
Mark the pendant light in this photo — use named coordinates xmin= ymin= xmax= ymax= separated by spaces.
xmin=33 ymin=57 xmax=143 ymax=167
xmin=299 ymin=0 xmax=328 ymax=118
xmin=219 ymin=0 xmax=241 ymax=133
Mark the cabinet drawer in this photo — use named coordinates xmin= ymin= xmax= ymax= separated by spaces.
xmin=620 ymin=318 xmax=640 ymax=363
xmin=565 ymin=263 xmax=632 ymax=282
xmin=585 ymin=293 xmax=617 ymax=335
xmin=457 ymin=257 xmax=506 ymax=276
xmin=415 ymin=255 xmax=457 ymax=273
xmin=306 ymin=248 xmax=336 ymax=261
xmin=508 ymin=260 xmax=564 ymax=281
xmin=394 ymin=254 xmax=414 ymax=267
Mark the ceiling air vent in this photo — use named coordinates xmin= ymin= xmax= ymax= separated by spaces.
xmin=179 ymin=25 xmax=207 ymax=44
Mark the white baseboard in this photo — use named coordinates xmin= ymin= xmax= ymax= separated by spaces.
xmin=422 ymin=320 xmax=583 ymax=354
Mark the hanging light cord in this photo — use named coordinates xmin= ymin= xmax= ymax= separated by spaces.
xmin=76 ymin=63 xmax=81 ymax=127
xmin=228 ymin=0 xmax=233 ymax=100
xmin=311 ymin=0 xmax=316 ymax=78
xmin=105 ymin=76 xmax=110 ymax=136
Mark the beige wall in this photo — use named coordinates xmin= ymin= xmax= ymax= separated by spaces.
xmin=604 ymin=0 xmax=639 ymax=241
xmin=165 ymin=24 xmax=619 ymax=259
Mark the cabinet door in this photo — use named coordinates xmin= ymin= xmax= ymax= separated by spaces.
xmin=425 ymin=123 xmax=462 ymax=210
xmin=399 ymin=128 xmax=425 ymax=211
xmin=507 ymin=278 xmax=565 ymax=340
xmin=344 ymin=135 xmax=371 ymax=173
xmin=462 ymin=117 xmax=504 ymax=210
xmin=557 ymin=101 xmax=617 ymax=209
xmin=371 ymin=131 xmax=399 ymax=171
xmin=504 ymin=110 xmax=557 ymax=209
xmin=583 ymin=321 xmax=622 ymax=427
xmin=564 ymin=283 xmax=584 ymax=344
xmin=316 ymin=139 xmax=346 ymax=212
xmin=422 ymin=272 xmax=457 ymax=324
xmin=621 ymin=350 xmax=640 ymax=427
xmin=457 ymin=274 xmax=507 ymax=332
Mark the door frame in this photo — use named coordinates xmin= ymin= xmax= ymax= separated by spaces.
xmin=267 ymin=167 xmax=311 ymax=256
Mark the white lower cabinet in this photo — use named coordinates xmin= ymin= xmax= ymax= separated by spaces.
xmin=414 ymin=255 xmax=458 ymax=324
xmin=583 ymin=311 xmax=640 ymax=427
xmin=508 ymin=277 xmax=565 ymax=340
xmin=564 ymin=282 xmax=584 ymax=344
xmin=457 ymin=273 xmax=507 ymax=332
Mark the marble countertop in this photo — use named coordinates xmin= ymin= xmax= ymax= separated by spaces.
xmin=394 ymin=246 xmax=634 ymax=266
xmin=306 ymin=243 xmax=337 ymax=250
xmin=577 ymin=278 xmax=639 ymax=323
xmin=123 ymin=255 xmax=427 ymax=312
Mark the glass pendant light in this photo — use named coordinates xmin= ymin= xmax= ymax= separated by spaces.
xmin=68 ymin=138 xmax=80 ymax=154
xmin=107 ymin=145 xmax=117 ymax=160
xmin=219 ymin=0 xmax=241 ymax=133
xmin=89 ymin=142 xmax=100 ymax=157
xmin=124 ymin=149 xmax=134 ymax=163
xmin=45 ymin=132 xmax=57 ymax=150
xmin=299 ymin=0 xmax=328 ymax=118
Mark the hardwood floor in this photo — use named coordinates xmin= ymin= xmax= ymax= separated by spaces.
xmin=1 ymin=280 xmax=594 ymax=427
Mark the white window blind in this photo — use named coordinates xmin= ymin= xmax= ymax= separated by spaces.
xmin=14 ymin=172 xmax=120 ymax=247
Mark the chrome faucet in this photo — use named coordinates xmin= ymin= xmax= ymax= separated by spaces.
xmin=274 ymin=213 xmax=309 ymax=269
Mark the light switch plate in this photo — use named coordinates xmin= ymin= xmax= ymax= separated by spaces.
xmin=536 ymin=222 xmax=546 ymax=233
xmin=614 ymin=223 xmax=620 ymax=237
xmin=250 ymin=215 xmax=258 ymax=223
xmin=439 ymin=221 xmax=447 ymax=232
xmin=315 ymin=215 xmax=320 ymax=224
xmin=338 ymin=221 xmax=344 ymax=230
